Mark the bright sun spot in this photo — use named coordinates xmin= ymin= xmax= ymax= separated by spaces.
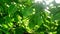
xmin=34 ymin=0 xmax=60 ymax=14
xmin=35 ymin=0 xmax=43 ymax=3
xmin=44 ymin=0 xmax=53 ymax=5
xmin=55 ymin=0 xmax=60 ymax=3
xmin=35 ymin=0 xmax=53 ymax=5
xmin=35 ymin=0 xmax=60 ymax=4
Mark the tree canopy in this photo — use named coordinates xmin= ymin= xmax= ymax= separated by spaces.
xmin=0 ymin=0 xmax=60 ymax=34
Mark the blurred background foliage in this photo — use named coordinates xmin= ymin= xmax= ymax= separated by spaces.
xmin=0 ymin=0 xmax=60 ymax=34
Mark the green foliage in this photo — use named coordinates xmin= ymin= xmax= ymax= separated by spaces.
xmin=0 ymin=0 xmax=60 ymax=34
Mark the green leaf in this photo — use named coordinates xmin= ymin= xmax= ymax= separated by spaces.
xmin=0 ymin=26 xmax=10 ymax=34
xmin=53 ymin=13 xmax=60 ymax=20
xmin=29 ymin=13 xmax=43 ymax=29
xmin=0 ymin=31 xmax=2 ymax=34
xmin=4 ymin=16 xmax=11 ymax=23
xmin=15 ymin=27 xmax=26 ymax=34
xmin=35 ymin=3 xmax=44 ymax=12
xmin=22 ymin=6 xmax=33 ymax=17
xmin=29 ymin=22 xmax=36 ymax=29
xmin=8 ymin=5 xmax=17 ymax=15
